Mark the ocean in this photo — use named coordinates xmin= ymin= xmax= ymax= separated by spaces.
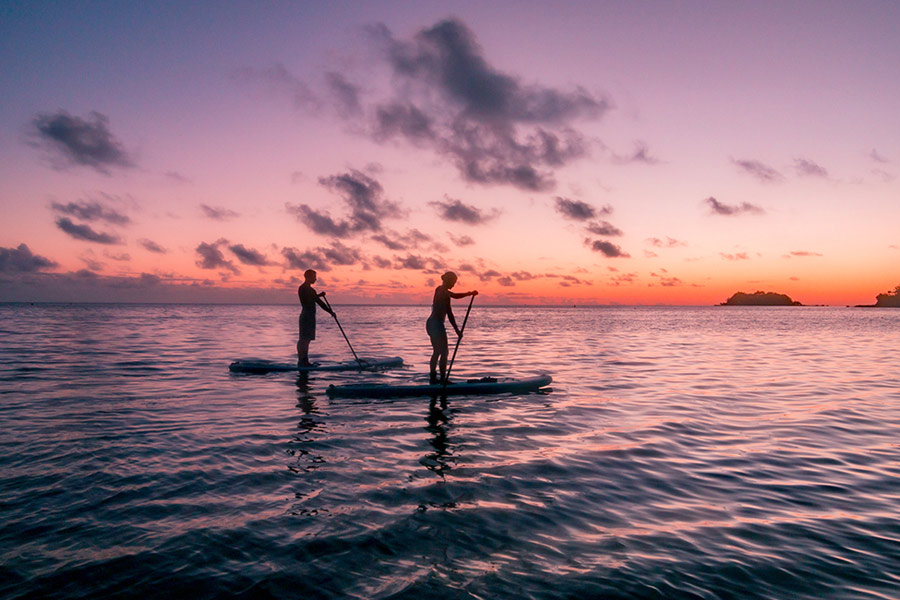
xmin=1 ymin=303 xmax=898 ymax=599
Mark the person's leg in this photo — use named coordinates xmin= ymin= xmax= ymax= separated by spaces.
xmin=437 ymin=332 xmax=448 ymax=383
xmin=429 ymin=336 xmax=440 ymax=383
xmin=297 ymin=338 xmax=312 ymax=365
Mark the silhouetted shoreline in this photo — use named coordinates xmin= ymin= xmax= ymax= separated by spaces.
xmin=719 ymin=291 xmax=802 ymax=306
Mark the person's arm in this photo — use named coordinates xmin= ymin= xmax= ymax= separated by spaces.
xmin=448 ymin=290 xmax=478 ymax=299
xmin=447 ymin=304 xmax=461 ymax=336
xmin=315 ymin=293 xmax=334 ymax=315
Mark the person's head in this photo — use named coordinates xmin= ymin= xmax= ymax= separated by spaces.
xmin=441 ymin=271 xmax=458 ymax=289
xmin=304 ymin=269 xmax=317 ymax=284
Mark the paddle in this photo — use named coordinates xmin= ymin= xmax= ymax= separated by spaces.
xmin=321 ymin=296 xmax=365 ymax=369
xmin=443 ymin=294 xmax=475 ymax=387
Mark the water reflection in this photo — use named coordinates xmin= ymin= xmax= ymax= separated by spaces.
xmin=422 ymin=397 xmax=455 ymax=478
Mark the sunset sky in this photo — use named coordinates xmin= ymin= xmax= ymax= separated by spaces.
xmin=2 ymin=1 xmax=898 ymax=305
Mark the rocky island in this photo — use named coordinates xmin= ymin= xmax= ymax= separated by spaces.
xmin=857 ymin=285 xmax=900 ymax=307
xmin=720 ymin=291 xmax=802 ymax=306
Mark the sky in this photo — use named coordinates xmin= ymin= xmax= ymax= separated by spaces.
xmin=1 ymin=1 xmax=898 ymax=305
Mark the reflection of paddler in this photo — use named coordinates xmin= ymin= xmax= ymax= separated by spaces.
xmin=297 ymin=269 xmax=334 ymax=367
xmin=426 ymin=271 xmax=477 ymax=384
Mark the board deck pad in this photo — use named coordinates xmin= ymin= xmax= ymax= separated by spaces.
xmin=229 ymin=356 xmax=404 ymax=374
xmin=326 ymin=374 xmax=552 ymax=398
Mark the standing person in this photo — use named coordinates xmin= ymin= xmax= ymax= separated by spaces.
xmin=297 ymin=269 xmax=334 ymax=366
xmin=426 ymin=271 xmax=477 ymax=384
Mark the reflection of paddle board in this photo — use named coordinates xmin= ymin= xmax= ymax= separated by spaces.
xmin=229 ymin=356 xmax=404 ymax=374
xmin=326 ymin=374 xmax=552 ymax=398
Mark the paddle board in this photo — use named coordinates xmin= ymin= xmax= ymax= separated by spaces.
xmin=229 ymin=356 xmax=404 ymax=374
xmin=326 ymin=374 xmax=552 ymax=398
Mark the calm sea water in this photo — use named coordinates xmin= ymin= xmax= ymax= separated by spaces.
xmin=1 ymin=304 xmax=898 ymax=599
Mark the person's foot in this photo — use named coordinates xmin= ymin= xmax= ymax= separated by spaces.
xmin=429 ymin=372 xmax=439 ymax=384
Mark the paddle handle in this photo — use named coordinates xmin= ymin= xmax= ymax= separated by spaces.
xmin=443 ymin=294 xmax=474 ymax=386
xmin=322 ymin=297 xmax=363 ymax=368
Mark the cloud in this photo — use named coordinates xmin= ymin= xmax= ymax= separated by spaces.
xmin=497 ymin=276 xmax=515 ymax=286
xmin=449 ymin=233 xmax=475 ymax=247
xmin=195 ymin=240 xmax=240 ymax=274
xmin=324 ymin=71 xmax=362 ymax=117
xmin=30 ymin=110 xmax=133 ymax=173
xmin=870 ymin=149 xmax=890 ymax=164
xmin=480 ymin=269 xmax=501 ymax=280
xmin=228 ymin=244 xmax=272 ymax=266
xmin=732 ymin=158 xmax=783 ymax=183
xmin=612 ymin=141 xmax=661 ymax=165
xmin=554 ymin=196 xmax=595 ymax=220
xmin=705 ymin=197 xmax=764 ymax=216
xmin=0 ymin=244 xmax=58 ymax=273
xmin=585 ymin=238 xmax=629 ymax=258
xmin=55 ymin=217 xmax=122 ymax=244
xmin=392 ymin=253 xmax=441 ymax=270
xmin=165 ymin=171 xmax=192 ymax=184
xmin=361 ymin=19 xmax=609 ymax=190
xmin=50 ymin=199 xmax=131 ymax=225
xmin=647 ymin=236 xmax=686 ymax=248
xmin=104 ymin=251 xmax=131 ymax=262
xmin=201 ymin=204 xmax=240 ymax=221
xmin=139 ymin=239 xmax=167 ymax=254
xmin=586 ymin=221 xmax=623 ymax=236
xmin=430 ymin=197 xmax=500 ymax=225
xmin=282 ymin=241 xmax=363 ymax=272
xmin=784 ymin=250 xmax=823 ymax=258
xmin=793 ymin=158 xmax=828 ymax=178
xmin=286 ymin=169 xmax=401 ymax=237
xmin=371 ymin=228 xmax=438 ymax=252
xmin=720 ymin=252 xmax=750 ymax=260
xmin=232 ymin=63 xmax=321 ymax=111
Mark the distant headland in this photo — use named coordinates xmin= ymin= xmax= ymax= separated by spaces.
xmin=856 ymin=285 xmax=900 ymax=308
xmin=720 ymin=291 xmax=802 ymax=306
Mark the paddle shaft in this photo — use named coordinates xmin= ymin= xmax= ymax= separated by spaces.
xmin=443 ymin=294 xmax=474 ymax=386
xmin=322 ymin=297 xmax=363 ymax=368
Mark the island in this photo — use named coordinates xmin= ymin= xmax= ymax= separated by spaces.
xmin=720 ymin=291 xmax=802 ymax=306
xmin=857 ymin=285 xmax=900 ymax=307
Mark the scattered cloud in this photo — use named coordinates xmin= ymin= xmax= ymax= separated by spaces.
xmin=705 ymin=197 xmax=764 ymax=216
xmin=430 ymin=197 xmax=500 ymax=225
xmin=282 ymin=241 xmax=363 ymax=272
xmin=139 ymin=238 xmax=167 ymax=254
xmin=232 ymin=63 xmax=321 ymax=111
xmin=0 ymin=244 xmax=58 ymax=273
xmin=650 ymin=271 xmax=683 ymax=286
xmin=586 ymin=220 xmax=623 ymax=236
xmin=55 ymin=217 xmax=122 ymax=244
xmin=870 ymin=149 xmax=890 ymax=164
xmin=201 ymin=204 xmax=240 ymax=221
xmin=611 ymin=141 xmax=661 ymax=165
xmin=449 ymin=233 xmax=475 ymax=247
xmin=784 ymin=250 xmax=823 ymax=258
xmin=720 ymin=252 xmax=750 ymax=260
xmin=324 ymin=71 xmax=362 ymax=117
xmin=497 ymin=276 xmax=515 ymax=286
xmin=647 ymin=237 xmax=686 ymax=248
xmin=30 ymin=110 xmax=134 ymax=173
xmin=165 ymin=171 xmax=192 ymax=184
xmin=732 ymin=158 xmax=783 ymax=183
xmin=793 ymin=158 xmax=828 ymax=178
xmin=104 ymin=250 xmax=131 ymax=262
xmin=195 ymin=240 xmax=240 ymax=273
xmin=228 ymin=243 xmax=272 ymax=266
xmin=51 ymin=199 xmax=131 ymax=225
xmin=371 ymin=228 xmax=434 ymax=251
xmin=554 ymin=196 xmax=598 ymax=221
xmin=585 ymin=238 xmax=629 ymax=258
xmin=286 ymin=169 xmax=402 ymax=237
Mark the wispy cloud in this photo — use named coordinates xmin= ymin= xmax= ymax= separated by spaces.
xmin=0 ymin=244 xmax=58 ymax=273
xmin=228 ymin=244 xmax=272 ymax=266
xmin=430 ymin=197 xmax=500 ymax=225
xmin=282 ymin=241 xmax=363 ymax=272
xmin=586 ymin=221 xmax=623 ymax=236
xmin=139 ymin=239 xmax=167 ymax=254
xmin=732 ymin=158 xmax=783 ymax=183
xmin=200 ymin=204 xmax=240 ymax=221
xmin=585 ymin=238 xmax=629 ymax=258
xmin=705 ymin=197 xmax=764 ymax=216
xmin=195 ymin=240 xmax=240 ymax=274
xmin=870 ymin=149 xmax=890 ymax=164
xmin=449 ymin=233 xmax=475 ymax=247
xmin=783 ymin=250 xmax=823 ymax=258
xmin=55 ymin=217 xmax=122 ymax=244
xmin=286 ymin=170 xmax=402 ymax=237
xmin=30 ymin=110 xmax=134 ymax=173
xmin=720 ymin=252 xmax=750 ymax=260
xmin=611 ymin=141 xmax=661 ymax=165
xmin=793 ymin=158 xmax=828 ymax=178
xmin=232 ymin=63 xmax=321 ymax=111
xmin=647 ymin=237 xmax=686 ymax=248
xmin=51 ymin=199 xmax=131 ymax=225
